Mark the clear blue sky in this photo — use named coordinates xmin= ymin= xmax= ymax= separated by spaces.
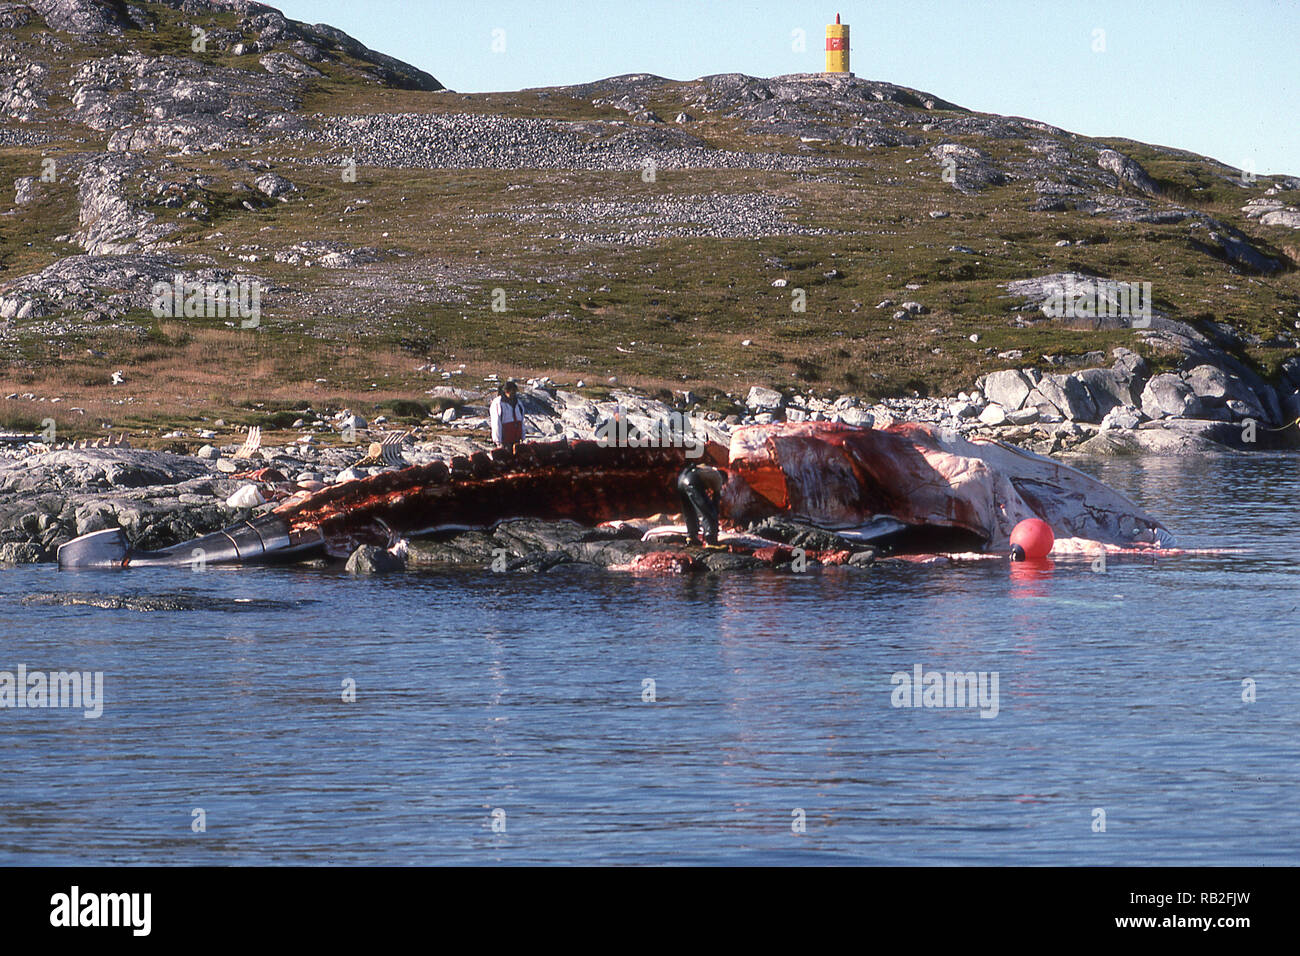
xmin=279 ymin=0 xmax=1298 ymax=175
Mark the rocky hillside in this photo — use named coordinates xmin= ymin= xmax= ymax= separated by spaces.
xmin=2 ymin=0 xmax=1299 ymax=448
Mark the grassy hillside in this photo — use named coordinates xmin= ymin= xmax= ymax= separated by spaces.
xmin=1 ymin=1 xmax=1297 ymax=443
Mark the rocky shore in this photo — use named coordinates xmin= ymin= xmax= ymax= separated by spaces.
xmin=2 ymin=0 xmax=1298 ymax=571
xmin=2 ymin=339 xmax=1294 ymax=569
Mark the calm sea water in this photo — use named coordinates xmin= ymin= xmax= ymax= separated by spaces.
xmin=1 ymin=453 xmax=1296 ymax=865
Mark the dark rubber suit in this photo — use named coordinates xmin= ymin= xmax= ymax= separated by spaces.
xmin=676 ymin=465 xmax=720 ymax=545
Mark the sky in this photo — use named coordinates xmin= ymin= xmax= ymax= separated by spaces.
xmin=278 ymin=0 xmax=1299 ymax=175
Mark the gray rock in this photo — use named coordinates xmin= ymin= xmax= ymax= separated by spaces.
xmin=837 ymin=407 xmax=874 ymax=427
xmin=196 ymin=444 xmax=220 ymax=460
xmin=1100 ymin=405 xmax=1143 ymax=431
xmin=1259 ymin=209 xmax=1300 ymax=229
xmin=1007 ymin=407 xmax=1040 ymax=425
xmin=259 ymin=52 xmax=324 ymax=80
xmin=13 ymin=176 xmax=38 ymax=205
xmin=980 ymin=369 xmax=1032 ymax=410
xmin=745 ymin=385 xmax=784 ymax=410
xmin=1196 ymin=228 xmax=1281 ymax=275
xmin=345 ymin=544 xmax=406 ymax=575
xmin=0 ymin=449 xmax=211 ymax=495
xmin=1096 ymin=148 xmax=1159 ymax=195
xmin=1140 ymin=373 xmax=1202 ymax=419
xmin=407 ymin=531 xmax=500 ymax=566
xmin=0 ymin=542 xmax=45 ymax=564
xmin=29 ymin=0 xmax=134 ymax=34
xmin=930 ymin=142 xmax=1007 ymax=193
xmin=978 ymin=404 xmax=1008 ymax=426
xmin=254 ymin=172 xmax=297 ymax=198
xmin=1035 ymin=373 xmax=1098 ymax=422
xmin=700 ymin=551 xmax=763 ymax=572
xmin=506 ymin=550 xmax=573 ymax=573
xmin=1111 ymin=347 xmax=1149 ymax=385
xmin=1185 ymin=364 xmax=1266 ymax=420
xmin=848 ymin=550 xmax=876 ymax=568
xmin=1185 ymin=364 xmax=1230 ymax=400
xmin=74 ymin=501 xmax=118 ymax=536
xmin=1075 ymin=367 xmax=1134 ymax=417
xmin=0 ymin=4 xmax=32 ymax=29
xmin=492 ymin=517 xmax=592 ymax=554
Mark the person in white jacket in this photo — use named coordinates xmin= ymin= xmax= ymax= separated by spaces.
xmin=490 ymin=380 xmax=526 ymax=447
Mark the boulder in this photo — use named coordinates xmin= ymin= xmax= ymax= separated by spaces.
xmin=492 ymin=517 xmax=591 ymax=554
xmin=0 ymin=542 xmax=45 ymax=564
xmin=700 ymin=550 xmax=763 ymax=572
xmin=258 ymin=52 xmax=324 ymax=79
xmin=1035 ymin=373 xmax=1097 ymax=422
xmin=13 ymin=176 xmax=38 ymax=205
xmin=1140 ymin=373 xmax=1202 ymax=419
xmin=1110 ymin=347 xmax=1149 ymax=386
xmin=978 ymin=404 xmax=1008 ymax=425
xmin=29 ymin=0 xmax=135 ymax=33
xmin=0 ymin=4 xmax=32 ymax=29
xmin=1097 ymin=148 xmax=1159 ymax=196
xmin=345 ymin=544 xmax=406 ymax=574
xmin=837 ymin=407 xmax=874 ymax=427
xmin=407 ymin=531 xmax=499 ymax=566
xmin=254 ymin=172 xmax=297 ymax=198
xmin=1075 ymin=367 xmax=1135 ymax=417
xmin=980 ymin=369 xmax=1032 ymax=411
xmin=0 ymin=449 xmax=210 ymax=495
xmin=1259 ymin=209 xmax=1300 ymax=229
xmin=745 ymin=386 xmax=784 ymax=411
xmin=74 ymin=501 xmax=118 ymax=536
xmin=1185 ymin=364 xmax=1230 ymax=400
xmin=1099 ymin=406 xmax=1143 ymax=431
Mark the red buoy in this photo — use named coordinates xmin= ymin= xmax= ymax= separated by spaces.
xmin=1010 ymin=518 xmax=1055 ymax=560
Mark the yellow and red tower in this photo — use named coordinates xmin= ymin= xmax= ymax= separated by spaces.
xmin=825 ymin=13 xmax=851 ymax=75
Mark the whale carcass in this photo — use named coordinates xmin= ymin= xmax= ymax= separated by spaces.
xmin=55 ymin=421 xmax=1172 ymax=569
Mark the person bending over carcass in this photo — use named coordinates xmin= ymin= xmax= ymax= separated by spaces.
xmin=676 ymin=461 xmax=726 ymax=548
